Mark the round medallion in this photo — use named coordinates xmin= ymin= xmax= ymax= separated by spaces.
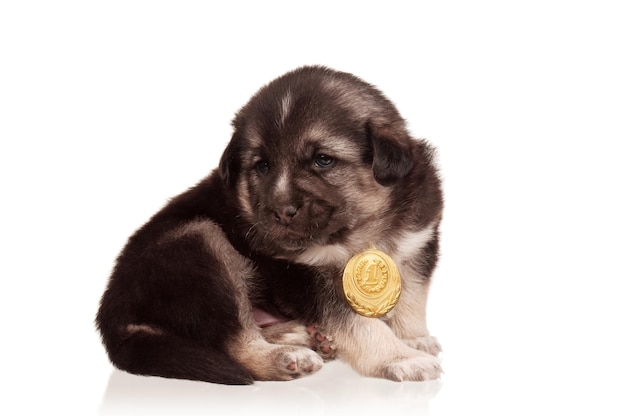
xmin=342 ymin=248 xmax=401 ymax=317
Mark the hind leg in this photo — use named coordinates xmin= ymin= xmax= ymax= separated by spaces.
xmin=163 ymin=225 xmax=324 ymax=381
xmin=261 ymin=321 xmax=310 ymax=345
xmin=225 ymin=276 xmax=324 ymax=379
xmin=260 ymin=321 xmax=338 ymax=361
xmin=230 ymin=328 xmax=324 ymax=381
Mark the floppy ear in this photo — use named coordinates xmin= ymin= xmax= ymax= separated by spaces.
xmin=367 ymin=121 xmax=414 ymax=186
xmin=219 ymin=136 xmax=241 ymax=188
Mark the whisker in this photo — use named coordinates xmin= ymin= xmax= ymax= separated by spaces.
xmin=244 ymin=223 xmax=259 ymax=240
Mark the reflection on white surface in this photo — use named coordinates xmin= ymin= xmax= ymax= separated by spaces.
xmin=99 ymin=361 xmax=441 ymax=415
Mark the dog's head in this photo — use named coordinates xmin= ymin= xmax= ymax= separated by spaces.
xmin=219 ymin=66 xmax=416 ymax=257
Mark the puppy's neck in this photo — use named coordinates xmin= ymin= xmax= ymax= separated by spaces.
xmin=291 ymin=243 xmax=352 ymax=267
xmin=291 ymin=221 xmax=436 ymax=269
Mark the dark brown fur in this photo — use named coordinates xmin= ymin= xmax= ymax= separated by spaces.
xmin=96 ymin=66 xmax=444 ymax=384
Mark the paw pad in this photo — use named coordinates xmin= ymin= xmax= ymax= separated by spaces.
xmin=307 ymin=325 xmax=337 ymax=361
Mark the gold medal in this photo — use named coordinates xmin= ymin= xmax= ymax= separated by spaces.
xmin=342 ymin=247 xmax=401 ymax=317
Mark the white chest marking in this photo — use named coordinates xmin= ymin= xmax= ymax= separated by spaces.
xmin=274 ymin=172 xmax=290 ymax=195
xmin=279 ymin=90 xmax=293 ymax=128
xmin=294 ymin=244 xmax=350 ymax=267
xmin=392 ymin=223 xmax=436 ymax=265
xmin=293 ymin=222 xmax=436 ymax=268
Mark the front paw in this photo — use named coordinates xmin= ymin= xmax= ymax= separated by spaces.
xmin=403 ymin=335 xmax=442 ymax=356
xmin=382 ymin=351 xmax=442 ymax=382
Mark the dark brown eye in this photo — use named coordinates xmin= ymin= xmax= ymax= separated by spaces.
xmin=314 ymin=154 xmax=335 ymax=168
xmin=255 ymin=160 xmax=270 ymax=174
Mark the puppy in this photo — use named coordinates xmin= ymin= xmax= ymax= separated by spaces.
xmin=96 ymin=66 xmax=444 ymax=384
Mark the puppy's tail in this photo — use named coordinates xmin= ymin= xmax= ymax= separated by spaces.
xmin=102 ymin=329 xmax=254 ymax=385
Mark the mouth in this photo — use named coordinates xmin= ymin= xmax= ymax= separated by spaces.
xmin=245 ymin=205 xmax=349 ymax=255
xmin=268 ymin=224 xmax=351 ymax=254
xmin=246 ymin=223 xmax=322 ymax=255
xmin=271 ymin=228 xmax=315 ymax=251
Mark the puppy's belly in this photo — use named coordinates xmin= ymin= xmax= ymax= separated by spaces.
xmin=253 ymin=308 xmax=286 ymax=328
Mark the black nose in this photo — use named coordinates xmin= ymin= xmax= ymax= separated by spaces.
xmin=274 ymin=205 xmax=298 ymax=226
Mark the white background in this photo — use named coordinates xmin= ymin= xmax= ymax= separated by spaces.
xmin=1 ymin=1 xmax=625 ymax=415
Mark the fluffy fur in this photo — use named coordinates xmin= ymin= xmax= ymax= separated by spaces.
xmin=96 ymin=66 xmax=444 ymax=384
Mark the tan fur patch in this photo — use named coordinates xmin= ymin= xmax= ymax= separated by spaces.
xmin=237 ymin=178 xmax=255 ymax=220
xmin=278 ymin=89 xmax=293 ymax=128
xmin=303 ymin=123 xmax=363 ymax=162
xmin=125 ymin=324 xmax=164 ymax=336
xmin=320 ymin=76 xmax=383 ymax=121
